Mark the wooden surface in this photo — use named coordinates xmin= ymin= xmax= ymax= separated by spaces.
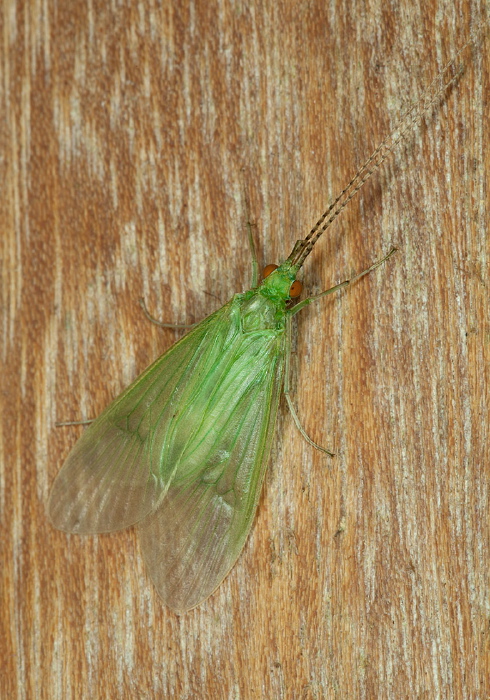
xmin=1 ymin=0 xmax=489 ymax=697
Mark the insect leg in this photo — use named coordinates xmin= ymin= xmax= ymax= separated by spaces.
xmin=55 ymin=419 xmax=94 ymax=427
xmin=138 ymin=298 xmax=196 ymax=329
xmin=246 ymin=220 xmax=259 ymax=287
xmin=284 ymin=314 xmax=335 ymax=456
xmin=242 ymin=188 xmax=260 ymax=286
xmin=290 ymin=247 xmax=397 ymax=316
xmin=57 ymin=299 xmax=199 ymax=429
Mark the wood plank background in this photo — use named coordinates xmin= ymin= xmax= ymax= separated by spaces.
xmin=1 ymin=0 xmax=489 ymax=697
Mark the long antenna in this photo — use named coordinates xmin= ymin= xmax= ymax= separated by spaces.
xmin=290 ymin=32 xmax=480 ymax=269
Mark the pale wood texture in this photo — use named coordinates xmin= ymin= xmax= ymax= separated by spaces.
xmin=1 ymin=0 xmax=489 ymax=697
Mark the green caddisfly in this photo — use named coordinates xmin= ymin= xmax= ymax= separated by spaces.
xmin=48 ymin=37 xmax=476 ymax=612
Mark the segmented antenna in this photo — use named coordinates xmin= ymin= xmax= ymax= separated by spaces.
xmin=291 ymin=34 xmax=478 ymax=269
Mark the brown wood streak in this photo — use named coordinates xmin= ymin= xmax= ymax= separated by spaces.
xmin=1 ymin=0 xmax=489 ymax=697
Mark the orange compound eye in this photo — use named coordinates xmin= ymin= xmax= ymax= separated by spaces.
xmin=289 ymin=280 xmax=303 ymax=298
xmin=262 ymin=264 xmax=278 ymax=279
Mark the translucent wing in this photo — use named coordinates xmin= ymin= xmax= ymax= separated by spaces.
xmin=50 ymin=293 xmax=286 ymax=612
xmin=138 ymin=319 xmax=286 ymax=612
xmin=48 ymin=303 xmax=233 ymax=533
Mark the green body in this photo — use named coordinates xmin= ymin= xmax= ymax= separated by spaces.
xmin=49 ymin=262 xmax=299 ymax=612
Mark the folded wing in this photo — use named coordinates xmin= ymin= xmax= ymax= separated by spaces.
xmin=49 ymin=295 xmax=286 ymax=612
xmin=48 ymin=305 xmax=231 ymax=533
xmin=138 ymin=320 xmax=286 ymax=612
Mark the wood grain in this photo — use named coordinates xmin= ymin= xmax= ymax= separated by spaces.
xmin=1 ymin=0 xmax=489 ymax=697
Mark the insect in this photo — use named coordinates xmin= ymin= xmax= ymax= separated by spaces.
xmin=48 ymin=35 xmax=478 ymax=613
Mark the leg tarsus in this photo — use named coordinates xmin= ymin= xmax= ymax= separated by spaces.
xmin=139 ymin=298 xmax=195 ymax=329
xmin=284 ymin=315 xmax=335 ymax=457
xmin=284 ymin=394 xmax=335 ymax=457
